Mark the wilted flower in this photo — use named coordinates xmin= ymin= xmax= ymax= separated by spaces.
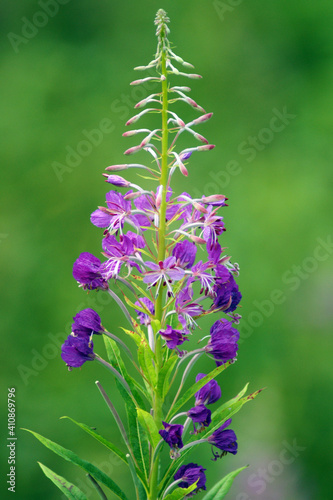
xmin=207 ymin=418 xmax=238 ymax=460
xmin=174 ymin=463 xmax=207 ymax=495
xmin=206 ymin=319 xmax=239 ymax=366
xmin=72 ymin=252 xmax=108 ymax=290
xmin=61 ymin=335 xmax=95 ymax=369
xmin=72 ymin=309 xmax=105 ymax=337
xmin=187 ymin=404 xmax=211 ymax=433
xmin=159 ymin=421 xmax=184 ymax=453
xmin=195 ymin=373 xmax=221 ymax=405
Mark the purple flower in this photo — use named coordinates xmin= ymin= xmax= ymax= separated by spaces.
xmin=143 ymin=257 xmax=185 ymax=295
xmin=175 ymin=287 xmax=204 ymax=329
xmin=104 ymin=175 xmax=130 ymax=187
xmin=159 ymin=326 xmax=189 ymax=352
xmin=126 ymin=231 xmax=145 ymax=249
xmin=159 ymin=421 xmax=184 ymax=451
xmin=72 ymin=309 xmax=104 ymax=337
xmin=212 ymin=265 xmax=242 ymax=313
xmin=90 ymin=190 xmax=150 ymax=233
xmin=195 ymin=373 xmax=221 ymax=405
xmin=61 ymin=335 xmax=95 ymax=369
xmin=134 ymin=297 xmax=155 ymax=325
xmin=202 ymin=206 xmax=225 ymax=248
xmin=174 ymin=463 xmax=207 ymax=495
xmin=188 ymin=260 xmax=215 ymax=295
xmin=207 ymin=418 xmax=238 ymax=460
xmin=187 ymin=404 xmax=211 ymax=433
xmin=73 ymin=252 xmax=108 ymax=290
xmin=206 ymin=319 xmax=239 ymax=366
xmin=172 ymin=240 xmax=197 ymax=269
xmin=101 ymin=234 xmax=141 ymax=279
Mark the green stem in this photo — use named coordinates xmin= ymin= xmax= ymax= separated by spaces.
xmin=150 ymin=30 xmax=169 ymax=500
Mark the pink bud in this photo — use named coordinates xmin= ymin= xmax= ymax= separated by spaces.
xmin=124 ymin=191 xmax=145 ymax=200
xmin=179 ymin=162 xmax=188 ymax=177
xmin=193 ymin=133 xmax=209 ymax=144
xmin=191 ymin=113 xmax=213 ymax=125
xmin=124 ymin=145 xmax=142 ymax=155
xmin=105 ymin=164 xmax=129 ymax=171
xmin=156 ymin=185 xmax=163 ymax=208
xmin=193 ymin=202 xmax=208 ymax=214
xmin=201 ymin=195 xmax=227 ymax=203
xmin=197 ymin=144 xmax=215 ymax=151
xmin=190 ymin=235 xmax=206 ymax=244
xmin=187 ymin=74 xmax=202 ymax=79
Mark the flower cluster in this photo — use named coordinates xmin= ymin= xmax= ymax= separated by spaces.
xmin=53 ymin=9 xmax=260 ymax=500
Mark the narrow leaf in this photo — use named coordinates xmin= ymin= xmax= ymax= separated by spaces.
xmin=38 ymin=462 xmax=88 ymax=500
xmin=60 ymin=416 xmax=127 ymax=464
xmin=164 ymin=481 xmax=198 ymax=499
xmin=201 ymin=466 xmax=248 ymax=500
xmin=136 ymin=408 xmax=160 ymax=448
xmin=24 ymin=429 xmax=128 ymax=500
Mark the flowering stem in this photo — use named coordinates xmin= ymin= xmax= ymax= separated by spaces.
xmin=150 ymin=18 xmax=169 ymax=500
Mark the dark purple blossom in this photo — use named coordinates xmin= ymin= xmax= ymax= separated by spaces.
xmin=172 ymin=240 xmax=197 ymax=269
xmin=187 ymin=404 xmax=211 ymax=433
xmin=195 ymin=373 xmax=221 ymax=405
xmin=134 ymin=297 xmax=155 ymax=325
xmin=206 ymin=319 xmax=239 ymax=366
xmin=61 ymin=334 xmax=95 ymax=369
xmin=159 ymin=421 xmax=184 ymax=451
xmin=72 ymin=309 xmax=104 ymax=337
xmin=212 ymin=266 xmax=242 ymax=313
xmin=207 ymin=418 xmax=238 ymax=460
xmin=73 ymin=252 xmax=108 ymax=290
xmin=174 ymin=463 xmax=207 ymax=495
xmin=159 ymin=326 xmax=189 ymax=353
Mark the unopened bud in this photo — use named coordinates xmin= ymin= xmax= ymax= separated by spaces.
xmin=190 ymin=235 xmax=206 ymax=244
xmin=105 ymin=164 xmax=129 ymax=171
xmin=197 ymin=144 xmax=215 ymax=151
xmin=156 ymin=185 xmax=163 ymax=208
xmin=201 ymin=195 xmax=227 ymax=203
xmin=124 ymin=145 xmax=142 ymax=155
xmin=193 ymin=202 xmax=208 ymax=214
xmin=124 ymin=191 xmax=145 ymax=200
xmin=102 ymin=174 xmax=130 ymax=187
xmin=193 ymin=133 xmax=209 ymax=144
xmin=179 ymin=162 xmax=188 ymax=177
xmin=191 ymin=113 xmax=213 ymax=126
xmin=180 ymin=151 xmax=192 ymax=161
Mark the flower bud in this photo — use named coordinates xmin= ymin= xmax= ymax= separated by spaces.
xmin=124 ymin=145 xmax=142 ymax=155
xmin=193 ymin=202 xmax=208 ymax=214
xmin=193 ymin=133 xmax=209 ymax=144
xmin=201 ymin=195 xmax=227 ymax=203
xmin=190 ymin=235 xmax=206 ymax=244
xmin=105 ymin=164 xmax=129 ymax=171
xmin=190 ymin=113 xmax=213 ymax=126
xmin=197 ymin=144 xmax=215 ymax=151
xmin=102 ymin=174 xmax=130 ymax=187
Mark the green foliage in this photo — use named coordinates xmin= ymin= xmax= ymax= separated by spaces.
xmin=201 ymin=466 xmax=248 ymax=500
xmin=38 ymin=462 xmax=88 ymax=500
xmin=24 ymin=430 xmax=128 ymax=500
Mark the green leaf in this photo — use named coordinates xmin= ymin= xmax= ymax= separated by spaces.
xmin=103 ymin=336 xmax=148 ymax=406
xmin=201 ymin=466 xmax=248 ymax=500
xmin=157 ymin=355 xmax=178 ymax=399
xmin=60 ymin=416 xmax=127 ymax=464
xmin=137 ymin=341 xmax=156 ymax=388
xmin=209 ymin=388 xmax=264 ymax=436
xmin=167 ymin=361 xmax=232 ymax=419
xmin=23 ymin=429 xmax=128 ymax=500
xmin=164 ymin=481 xmax=198 ymax=499
xmin=136 ymin=408 xmax=161 ymax=448
xmin=38 ymin=462 xmax=88 ymax=500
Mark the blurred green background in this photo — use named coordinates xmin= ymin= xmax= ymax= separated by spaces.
xmin=1 ymin=0 xmax=332 ymax=498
